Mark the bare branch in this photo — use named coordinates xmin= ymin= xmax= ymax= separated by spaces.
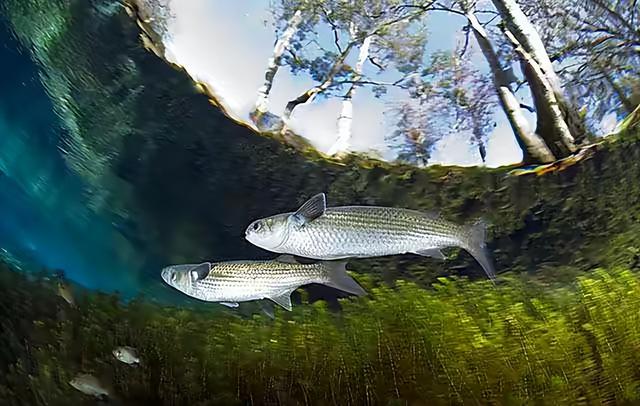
xmin=368 ymin=56 xmax=385 ymax=71
xmin=520 ymin=103 xmax=536 ymax=112
xmin=320 ymin=5 xmax=343 ymax=53
xmin=333 ymin=77 xmax=409 ymax=88
xmin=459 ymin=24 xmax=472 ymax=57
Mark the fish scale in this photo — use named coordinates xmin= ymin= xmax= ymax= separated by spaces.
xmin=282 ymin=207 xmax=460 ymax=259
xmin=192 ymin=262 xmax=320 ymax=302
xmin=161 ymin=258 xmax=366 ymax=311
xmin=245 ymin=193 xmax=496 ymax=280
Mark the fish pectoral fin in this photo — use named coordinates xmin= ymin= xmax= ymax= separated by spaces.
xmin=269 ymin=291 xmax=293 ymax=311
xmin=323 ymin=261 xmax=367 ymax=296
xmin=259 ymin=300 xmax=275 ymax=319
xmin=189 ymin=262 xmax=211 ymax=282
xmin=291 ymin=193 xmax=326 ymax=226
xmin=275 ymin=255 xmax=298 ymax=264
xmin=220 ymin=302 xmax=239 ymax=308
xmin=413 ymin=248 xmax=446 ymax=260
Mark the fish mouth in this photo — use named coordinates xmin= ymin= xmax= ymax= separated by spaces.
xmin=160 ymin=268 xmax=171 ymax=284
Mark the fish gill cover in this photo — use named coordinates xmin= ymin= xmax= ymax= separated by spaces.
xmin=1 ymin=0 xmax=640 ymax=404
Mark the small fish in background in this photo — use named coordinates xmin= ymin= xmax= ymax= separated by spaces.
xmin=245 ymin=193 xmax=497 ymax=280
xmin=161 ymin=256 xmax=366 ymax=312
xmin=69 ymin=373 xmax=110 ymax=400
xmin=57 ymin=282 xmax=75 ymax=307
xmin=113 ymin=346 xmax=141 ymax=366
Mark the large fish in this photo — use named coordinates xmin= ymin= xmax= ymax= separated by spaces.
xmin=245 ymin=193 xmax=496 ymax=279
xmin=160 ymin=256 xmax=365 ymax=311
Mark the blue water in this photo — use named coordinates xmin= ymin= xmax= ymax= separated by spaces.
xmin=0 ymin=20 xmax=163 ymax=298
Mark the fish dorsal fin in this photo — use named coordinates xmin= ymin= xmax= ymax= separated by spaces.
xmin=269 ymin=290 xmax=293 ymax=311
xmin=291 ymin=193 xmax=326 ymax=227
xmin=275 ymin=255 xmax=298 ymax=264
xmin=189 ymin=262 xmax=211 ymax=282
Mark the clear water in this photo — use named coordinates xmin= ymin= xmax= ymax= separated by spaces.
xmin=1 ymin=1 xmax=639 ymax=405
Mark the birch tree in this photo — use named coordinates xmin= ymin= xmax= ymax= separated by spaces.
xmin=328 ymin=23 xmax=372 ymax=156
xmin=271 ymin=0 xmax=429 ymax=154
xmin=524 ymin=0 xmax=640 ymax=129
xmin=251 ymin=9 xmax=303 ymax=130
xmin=490 ymin=0 xmax=582 ymax=156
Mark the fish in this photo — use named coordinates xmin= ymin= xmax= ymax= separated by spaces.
xmin=160 ymin=256 xmax=366 ymax=311
xmin=113 ymin=346 xmax=141 ymax=366
xmin=57 ymin=282 xmax=75 ymax=307
xmin=245 ymin=193 xmax=496 ymax=280
xmin=69 ymin=373 xmax=110 ymax=399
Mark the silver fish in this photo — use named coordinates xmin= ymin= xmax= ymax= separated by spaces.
xmin=113 ymin=346 xmax=141 ymax=365
xmin=245 ymin=193 xmax=496 ymax=279
xmin=160 ymin=256 xmax=366 ymax=311
xmin=69 ymin=373 xmax=110 ymax=399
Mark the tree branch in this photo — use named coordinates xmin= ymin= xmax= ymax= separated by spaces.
xmin=320 ymin=5 xmax=343 ymax=54
xmin=333 ymin=78 xmax=409 ymax=88
xmin=459 ymin=24 xmax=472 ymax=57
xmin=368 ymin=56 xmax=385 ymax=71
xmin=520 ymin=103 xmax=535 ymax=112
xmin=283 ymin=3 xmax=435 ymax=121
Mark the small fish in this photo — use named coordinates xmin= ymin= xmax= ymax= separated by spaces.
xmin=57 ymin=282 xmax=75 ymax=307
xmin=245 ymin=193 xmax=496 ymax=280
xmin=161 ymin=256 xmax=366 ymax=311
xmin=113 ymin=346 xmax=141 ymax=365
xmin=69 ymin=373 xmax=110 ymax=399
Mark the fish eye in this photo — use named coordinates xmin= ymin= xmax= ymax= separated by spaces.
xmin=252 ymin=221 xmax=262 ymax=231
xmin=171 ymin=273 xmax=177 ymax=283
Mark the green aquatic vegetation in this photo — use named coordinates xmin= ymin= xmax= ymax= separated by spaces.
xmin=4 ymin=262 xmax=640 ymax=404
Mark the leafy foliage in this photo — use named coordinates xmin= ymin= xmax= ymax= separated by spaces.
xmin=524 ymin=0 xmax=640 ymax=125
xmin=388 ymin=49 xmax=497 ymax=165
xmin=273 ymin=0 xmax=429 ymax=100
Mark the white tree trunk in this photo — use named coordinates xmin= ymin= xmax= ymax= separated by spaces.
xmin=466 ymin=11 xmax=556 ymax=163
xmin=328 ymin=29 xmax=372 ymax=156
xmin=491 ymin=0 xmax=585 ymax=146
xmin=503 ymin=28 xmax=577 ymax=155
xmin=490 ymin=0 xmax=558 ymax=87
xmin=253 ymin=10 xmax=302 ymax=117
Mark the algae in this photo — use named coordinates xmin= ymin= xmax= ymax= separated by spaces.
xmin=4 ymin=261 xmax=640 ymax=404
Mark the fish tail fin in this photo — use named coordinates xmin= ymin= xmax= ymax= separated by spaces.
xmin=322 ymin=261 xmax=367 ymax=296
xmin=461 ymin=219 xmax=496 ymax=281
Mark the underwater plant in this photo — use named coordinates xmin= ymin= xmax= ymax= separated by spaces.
xmin=3 ymin=261 xmax=640 ymax=404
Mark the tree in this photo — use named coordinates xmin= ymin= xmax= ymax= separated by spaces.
xmin=251 ymin=9 xmax=303 ymax=130
xmin=523 ymin=0 xmax=640 ymax=129
xmin=265 ymin=0 xmax=637 ymax=165
xmin=388 ymin=48 xmax=497 ymax=165
xmin=328 ymin=22 xmax=373 ymax=156
xmin=269 ymin=0 xmax=430 ymax=155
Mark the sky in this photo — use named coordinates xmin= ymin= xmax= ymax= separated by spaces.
xmin=161 ymin=0 xmax=524 ymax=167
